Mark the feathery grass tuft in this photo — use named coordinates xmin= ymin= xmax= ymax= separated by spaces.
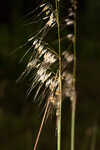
xmin=14 ymin=1 xmax=78 ymax=150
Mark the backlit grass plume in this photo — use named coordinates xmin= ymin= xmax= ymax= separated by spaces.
xmin=16 ymin=1 xmax=77 ymax=150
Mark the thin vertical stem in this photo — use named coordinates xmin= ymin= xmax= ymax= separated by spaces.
xmin=71 ymin=0 xmax=77 ymax=150
xmin=71 ymin=99 xmax=76 ymax=150
xmin=55 ymin=1 xmax=62 ymax=150
xmin=91 ymin=124 xmax=98 ymax=150
xmin=33 ymin=101 xmax=49 ymax=150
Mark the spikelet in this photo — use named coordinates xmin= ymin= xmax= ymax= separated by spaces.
xmin=18 ymin=42 xmax=75 ymax=113
xmin=65 ymin=7 xmax=75 ymax=26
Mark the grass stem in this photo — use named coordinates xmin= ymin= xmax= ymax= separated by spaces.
xmin=71 ymin=100 xmax=76 ymax=150
xmin=33 ymin=101 xmax=49 ymax=150
xmin=91 ymin=124 xmax=98 ymax=150
xmin=55 ymin=1 xmax=62 ymax=150
xmin=71 ymin=0 xmax=77 ymax=150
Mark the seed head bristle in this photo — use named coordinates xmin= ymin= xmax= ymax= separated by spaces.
xmin=40 ymin=3 xmax=47 ymax=8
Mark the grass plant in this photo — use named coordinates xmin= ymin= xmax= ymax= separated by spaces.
xmin=15 ymin=1 xmax=77 ymax=150
xmin=71 ymin=0 xmax=77 ymax=150
xmin=55 ymin=0 xmax=62 ymax=150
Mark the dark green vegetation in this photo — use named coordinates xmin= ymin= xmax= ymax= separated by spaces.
xmin=0 ymin=0 xmax=100 ymax=150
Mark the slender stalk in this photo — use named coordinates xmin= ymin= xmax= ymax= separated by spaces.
xmin=71 ymin=0 xmax=77 ymax=150
xmin=55 ymin=1 xmax=62 ymax=150
xmin=71 ymin=99 xmax=76 ymax=150
xmin=91 ymin=124 xmax=98 ymax=150
xmin=33 ymin=101 xmax=49 ymax=150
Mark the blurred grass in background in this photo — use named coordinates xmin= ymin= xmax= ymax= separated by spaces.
xmin=0 ymin=0 xmax=100 ymax=150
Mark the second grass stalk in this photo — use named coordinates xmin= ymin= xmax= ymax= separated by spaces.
xmin=55 ymin=1 xmax=62 ymax=150
xmin=71 ymin=0 xmax=77 ymax=150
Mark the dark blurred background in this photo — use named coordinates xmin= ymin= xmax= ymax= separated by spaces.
xmin=0 ymin=0 xmax=100 ymax=150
